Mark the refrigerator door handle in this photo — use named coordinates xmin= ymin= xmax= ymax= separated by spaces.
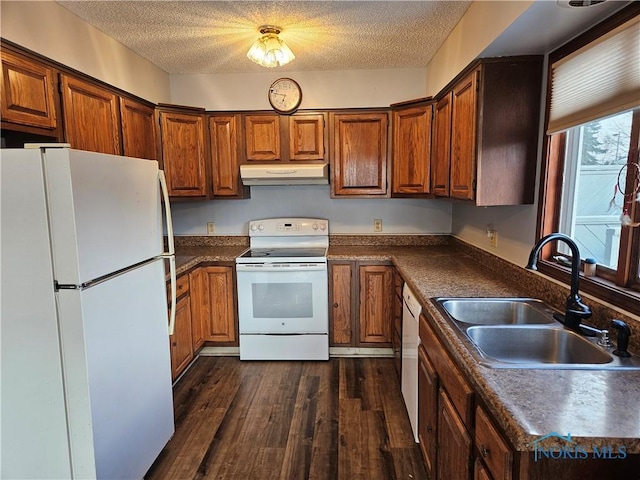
xmin=158 ymin=170 xmax=175 ymax=256
xmin=167 ymin=255 xmax=177 ymax=335
xmin=158 ymin=169 xmax=176 ymax=335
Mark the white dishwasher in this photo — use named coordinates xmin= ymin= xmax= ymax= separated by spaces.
xmin=402 ymin=283 xmax=421 ymax=443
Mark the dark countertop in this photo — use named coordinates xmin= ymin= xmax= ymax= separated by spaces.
xmin=173 ymin=243 xmax=640 ymax=454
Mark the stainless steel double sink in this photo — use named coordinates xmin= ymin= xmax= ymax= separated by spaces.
xmin=434 ymin=298 xmax=640 ymax=370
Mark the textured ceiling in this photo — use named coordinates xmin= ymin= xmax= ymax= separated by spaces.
xmin=56 ymin=1 xmax=472 ymax=74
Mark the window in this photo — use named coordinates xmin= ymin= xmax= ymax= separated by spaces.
xmin=539 ymin=5 xmax=640 ymax=314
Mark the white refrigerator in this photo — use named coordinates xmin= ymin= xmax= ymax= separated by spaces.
xmin=1 ymin=146 xmax=177 ymax=479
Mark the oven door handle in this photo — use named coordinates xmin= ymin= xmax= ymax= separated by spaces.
xmin=236 ymin=263 xmax=327 ymax=272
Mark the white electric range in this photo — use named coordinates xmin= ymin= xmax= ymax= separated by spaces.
xmin=236 ymin=218 xmax=329 ymax=360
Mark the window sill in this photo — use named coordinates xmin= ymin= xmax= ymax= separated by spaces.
xmin=538 ymin=260 xmax=640 ymax=316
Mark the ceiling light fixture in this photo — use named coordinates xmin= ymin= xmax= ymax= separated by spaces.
xmin=247 ymin=25 xmax=295 ymax=68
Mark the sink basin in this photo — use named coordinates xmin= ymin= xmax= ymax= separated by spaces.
xmin=436 ymin=298 xmax=556 ymax=325
xmin=465 ymin=326 xmax=612 ymax=366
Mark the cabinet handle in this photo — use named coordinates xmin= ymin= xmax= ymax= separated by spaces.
xmin=333 ymin=303 xmax=339 ymax=308
xmin=426 ymin=425 xmax=433 ymax=433
xmin=481 ymin=445 xmax=489 ymax=457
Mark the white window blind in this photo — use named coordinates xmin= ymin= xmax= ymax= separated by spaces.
xmin=548 ymin=15 xmax=640 ymax=134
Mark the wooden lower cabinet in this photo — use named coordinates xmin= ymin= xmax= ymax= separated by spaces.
xmin=438 ymin=388 xmax=473 ymax=480
xmin=418 ymin=344 xmax=438 ymax=479
xmin=329 ymin=261 xmax=395 ymax=347
xmin=190 ymin=265 xmax=237 ymax=345
xmin=170 ymin=292 xmax=193 ymax=380
xmin=359 ymin=264 xmax=394 ymax=344
xmin=474 ymin=458 xmax=493 ymax=480
xmin=475 ymin=405 xmax=513 ymax=480
xmin=188 ymin=268 xmax=207 ymax=351
xmin=418 ymin=312 xmax=475 ymax=480
xmin=418 ymin=310 xmax=640 ymax=479
xmin=392 ymin=269 xmax=403 ymax=377
xmin=330 ymin=262 xmax=354 ymax=345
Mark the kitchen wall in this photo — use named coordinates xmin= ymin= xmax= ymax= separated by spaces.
xmin=0 ymin=1 xmax=171 ymax=104
xmin=170 ymin=67 xmax=439 ymax=236
xmin=424 ymin=0 xmax=540 ymax=266
xmin=170 ymin=68 xmax=427 ymax=110
xmin=424 ymin=0 xmax=533 ymax=97
xmin=171 ymin=185 xmax=452 ymax=236
xmin=0 ymin=0 xmax=554 ymax=259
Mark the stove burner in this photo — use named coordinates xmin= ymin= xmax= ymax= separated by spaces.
xmin=240 ymin=247 xmax=327 ymax=259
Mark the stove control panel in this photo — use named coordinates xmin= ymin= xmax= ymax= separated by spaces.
xmin=248 ymin=218 xmax=328 ymax=236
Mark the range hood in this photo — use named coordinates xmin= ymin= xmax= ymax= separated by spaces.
xmin=240 ymin=163 xmax=329 ymax=186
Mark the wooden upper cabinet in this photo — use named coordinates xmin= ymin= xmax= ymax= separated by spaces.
xmin=245 ymin=114 xmax=281 ymax=161
xmin=358 ymin=264 xmax=394 ymax=344
xmin=243 ymin=112 xmax=326 ymax=164
xmin=158 ymin=109 xmax=207 ymax=197
xmin=432 ymin=93 xmax=452 ymax=197
xmin=331 ymin=112 xmax=389 ymax=197
xmin=437 ymin=57 xmax=543 ymax=205
xmin=289 ymin=113 xmax=325 ymax=161
xmin=1 ymin=50 xmax=58 ymax=130
xmin=60 ymin=74 xmax=121 ymax=155
xmin=208 ymin=114 xmax=249 ymax=198
xmin=392 ymin=103 xmax=433 ymax=195
xmin=119 ymin=97 xmax=157 ymax=160
xmin=450 ymin=68 xmax=479 ymax=201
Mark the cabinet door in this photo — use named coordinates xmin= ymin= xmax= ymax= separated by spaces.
xmin=418 ymin=345 xmax=439 ymax=480
xmin=474 ymin=459 xmax=493 ymax=480
xmin=188 ymin=269 xmax=206 ymax=352
xmin=432 ymin=93 xmax=452 ymax=197
xmin=330 ymin=262 xmax=354 ymax=345
xmin=245 ymin=114 xmax=281 ymax=161
xmin=437 ymin=388 xmax=472 ymax=480
xmin=358 ymin=265 xmax=393 ymax=344
xmin=170 ymin=294 xmax=194 ymax=379
xmin=1 ymin=50 xmax=57 ymax=129
xmin=331 ymin=112 xmax=388 ymax=196
xmin=289 ymin=113 xmax=325 ymax=161
xmin=202 ymin=266 xmax=236 ymax=344
xmin=450 ymin=69 xmax=479 ymax=200
xmin=60 ymin=74 xmax=121 ymax=155
xmin=475 ymin=406 xmax=513 ymax=480
xmin=159 ymin=110 xmax=207 ymax=197
xmin=120 ymin=97 xmax=157 ymax=160
xmin=392 ymin=104 xmax=432 ymax=195
xmin=209 ymin=114 xmax=246 ymax=197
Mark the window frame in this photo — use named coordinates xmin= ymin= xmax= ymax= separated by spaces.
xmin=537 ymin=3 xmax=640 ymax=316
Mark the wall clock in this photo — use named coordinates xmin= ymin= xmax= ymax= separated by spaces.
xmin=268 ymin=78 xmax=302 ymax=114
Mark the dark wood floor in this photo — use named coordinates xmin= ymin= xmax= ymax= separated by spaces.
xmin=145 ymin=356 xmax=427 ymax=480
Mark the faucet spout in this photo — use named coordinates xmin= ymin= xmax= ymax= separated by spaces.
xmin=526 ymin=233 xmax=592 ymax=333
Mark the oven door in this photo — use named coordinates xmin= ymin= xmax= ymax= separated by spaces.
xmin=236 ymin=262 xmax=328 ymax=334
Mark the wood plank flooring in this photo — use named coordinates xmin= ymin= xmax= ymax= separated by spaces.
xmin=145 ymin=356 xmax=427 ymax=480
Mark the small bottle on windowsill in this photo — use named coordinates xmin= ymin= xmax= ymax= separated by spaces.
xmin=584 ymin=257 xmax=596 ymax=277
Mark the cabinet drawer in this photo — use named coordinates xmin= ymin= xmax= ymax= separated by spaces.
xmin=419 ymin=313 xmax=474 ymax=427
xmin=475 ymin=406 xmax=513 ymax=480
xmin=168 ymin=273 xmax=190 ymax=301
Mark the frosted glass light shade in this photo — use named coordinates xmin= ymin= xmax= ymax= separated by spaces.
xmin=247 ymin=29 xmax=295 ymax=68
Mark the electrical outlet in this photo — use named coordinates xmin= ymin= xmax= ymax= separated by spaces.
xmin=207 ymin=222 xmax=215 ymax=234
xmin=490 ymin=230 xmax=498 ymax=248
xmin=374 ymin=219 xmax=382 ymax=232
